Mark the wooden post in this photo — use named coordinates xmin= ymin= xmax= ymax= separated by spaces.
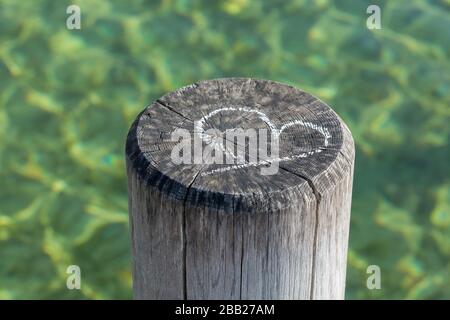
xmin=126 ymin=78 xmax=355 ymax=300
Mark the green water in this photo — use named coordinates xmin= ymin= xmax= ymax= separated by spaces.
xmin=0 ymin=0 xmax=449 ymax=299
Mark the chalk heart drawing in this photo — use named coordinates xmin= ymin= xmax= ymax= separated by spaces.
xmin=191 ymin=107 xmax=332 ymax=176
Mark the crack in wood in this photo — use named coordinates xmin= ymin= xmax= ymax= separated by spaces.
xmin=278 ymin=165 xmax=321 ymax=299
xmin=156 ymin=99 xmax=192 ymax=122
xmin=181 ymin=168 xmax=202 ymax=300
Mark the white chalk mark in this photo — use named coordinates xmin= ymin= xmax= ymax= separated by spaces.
xmin=200 ymin=148 xmax=323 ymax=177
xmin=191 ymin=106 xmax=332 ymax=176
xmin=194 ymin=107 xmax=278 ymax=139
xmin=280 ymin=120 xmax=331 ymax=147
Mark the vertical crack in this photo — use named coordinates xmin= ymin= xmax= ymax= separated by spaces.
xmin=307 ymin=181 xmax=321 ymax=300
xmin=181 ymin=169 xmax=202 ymax=300
xmin=278 ymin=166 xmax=321 ymax=300
xmin=265 ymin=209 xmax=270 ymax=299
xmin=239 ymin=207 xmax=244 ymax=299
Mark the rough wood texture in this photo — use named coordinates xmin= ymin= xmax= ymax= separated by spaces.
xmin=126 ymin=78 xmax=355 ymax=300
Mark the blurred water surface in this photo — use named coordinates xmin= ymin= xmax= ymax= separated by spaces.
xmin=0 ymin=0 xmax=449 ymax=299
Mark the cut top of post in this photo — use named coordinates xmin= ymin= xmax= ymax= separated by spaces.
xmin=126 ymin=78 xmax=354 ymax=213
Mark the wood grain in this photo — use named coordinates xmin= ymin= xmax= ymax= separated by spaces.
xmin=126 ymin=78 xmax=355 ymax=299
